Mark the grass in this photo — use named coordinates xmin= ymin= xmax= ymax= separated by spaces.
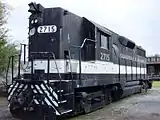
xmin=0 ymin=97 xmax=7 ymax=105
xmin=152 ymin=81 xmax=160 ymax=88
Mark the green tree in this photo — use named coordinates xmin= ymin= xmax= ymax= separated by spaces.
xmin=0 ymin=1 xmax=18 ymax=75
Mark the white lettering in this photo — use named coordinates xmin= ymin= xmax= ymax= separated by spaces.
xmin=37 ymin=25 xmax=57 ymax=33
xmin=100 ymin=53 xmax=110 ymax=61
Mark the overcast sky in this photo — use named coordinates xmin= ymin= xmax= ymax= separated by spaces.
xmin=4 ymin=0 xmax=160 ymax=56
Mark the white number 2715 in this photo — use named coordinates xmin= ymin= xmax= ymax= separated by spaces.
xmin=37 ymin=25 xmax=57 ymax=33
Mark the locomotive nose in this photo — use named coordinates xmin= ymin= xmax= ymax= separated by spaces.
xmin=28 ymin=3 xmax=62 ymax=60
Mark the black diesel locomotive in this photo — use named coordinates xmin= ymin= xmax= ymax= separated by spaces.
xmin=8 ymin=2 xmax=152 ymax=120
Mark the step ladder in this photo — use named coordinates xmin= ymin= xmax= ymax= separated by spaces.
xmin=56 ymin=88 xmax=73 ymax=115
xmin=51 ymin=52 xmax=74 ymax=115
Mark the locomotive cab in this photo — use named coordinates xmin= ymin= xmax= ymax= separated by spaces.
xmin=28 ymin=2 xmax=98 ymax=64
xmin=28 ymin=3 xmax=62 ymax=59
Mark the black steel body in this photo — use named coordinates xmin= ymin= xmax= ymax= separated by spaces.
xmin=7 ymin=2 xmax=152 ymax=120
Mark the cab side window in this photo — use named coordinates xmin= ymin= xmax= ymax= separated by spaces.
xmin=100 ymin=33 xmax=110 ymax=50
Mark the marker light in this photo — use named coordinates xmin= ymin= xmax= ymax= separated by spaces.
xmin=35 ymin=19 xmax=38 ymax=23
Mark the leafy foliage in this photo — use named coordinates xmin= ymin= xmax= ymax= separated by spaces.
xmin=0 ymin=1 xmax=18 ymax=75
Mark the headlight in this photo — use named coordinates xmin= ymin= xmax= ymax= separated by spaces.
xmin=29 ymin=27 xmax=36 ymax=36
xmin=31 ymin=20 xmax=34 ymax=24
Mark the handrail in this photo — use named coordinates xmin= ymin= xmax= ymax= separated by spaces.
xmin=68 ymin=49 xmax=74 ymax=83
xmin=6 ymin=56 xmax=11 ymax=86
xmin=70 ymin=38 xmax=96 ymax=86
xmin=30 ymin=52 xmax=63 ymax=101
xmin=50 ymin=53 xmax=62 ymax=81
xmin=80 ymin=38 xmax=96 ymax=48
xmin=5 ymin=43 xmax=28 ymax=86
xmin=30 ymin=52 xmax=62 ymax=81
xmin=68 ymin=48 xmax=75 ymax=111
xmin=71 ymin=38 xmax=96 ymax=48
xmin=6 ymin=55 xmax=20 ymax=86
xmin=51 ymin=52 xmax=63 ymax=102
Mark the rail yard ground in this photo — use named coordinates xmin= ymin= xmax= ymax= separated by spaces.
xmin=1 ymin=82 xmax=160 ymax=120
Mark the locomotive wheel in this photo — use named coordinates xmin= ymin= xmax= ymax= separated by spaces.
xmin=107 ymin=91 xmax=113 ymax=104
xmin=141 ymin=82 xmax=148 ymax=93
xmin=104 ymin=89 xmax=112 ymax=105
xmin=112 ymin=89 xmax=122 ymax=101
xmin=145 ymin=83 xmax=148 ymax=92
xmin=84 ymin=102 xmax=91 ymax=113
xmin=80 ymin=99 xmax=91 ymax=114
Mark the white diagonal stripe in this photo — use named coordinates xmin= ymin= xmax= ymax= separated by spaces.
xmin=44 ymin=98 xmax=60 ymax=115
xmin=41 ymin=84 xmax=58 ymax=100
xmin=31 ymin=85 xmax=34 ymax=89
xmin=19 ymin=84 xmax=24 ymax=88
xmin=34 ymin=99 xmax=39 ymax=104
xmin=33 ymin=90 xmax=37 ymax=93
xmin=8 ymin=83 xmax=19 ymax=93
xmin=8 ymin=83 xmax=19 ymax=100
xmin=35 ymin=85 xmax=43 ymax=94
xmin=34 ymin=84 xmax=60 ymax=115
xmin=43 ymin=84 xmax=58 ymax=100
xmin=23 ymin=85 xmax=28 ymax=91
xmin=8 ymin=85 xmax=13 ymax=93
xmin=41 ymin=84 xmax=58 ymax=107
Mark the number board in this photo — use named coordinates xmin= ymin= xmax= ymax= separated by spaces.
xmin=37 ymin=25 xmax=57 ymax=33
xmin=100 ymin=52 xmax=110 ymax=61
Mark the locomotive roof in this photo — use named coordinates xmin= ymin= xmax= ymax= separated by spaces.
xmin=88 ymin=17 xmax=145 ymax=51
xmin=34 ymin=4 xmax=145 ymax=51
xmin=83 ymin=17 xmax=144 ymax=50
xmin=83 ymin=17 xmax=112 ymax=35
